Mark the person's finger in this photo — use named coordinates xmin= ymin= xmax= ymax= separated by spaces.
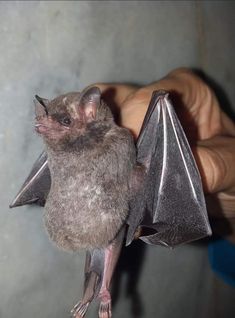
xmin=120 ymin=93 xmax=149 ymax=139
xmin=167 ymin=69 xmax=235 ymax=138
xmin=94 ymin=83 xmax=139 ymax=107
xmin=130 ymin=68 xmax=235 ymax=139
xmin=194 ymin=136 xmax=235 ymax=194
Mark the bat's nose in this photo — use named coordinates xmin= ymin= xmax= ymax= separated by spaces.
xmin=34 ymin=123 xmax=47 ymax=134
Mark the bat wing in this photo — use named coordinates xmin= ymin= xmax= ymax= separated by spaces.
xmin=10 ymin=151 xmax=51 ymax=208
xmin=126 ymin=91 xmax=212 ymax=247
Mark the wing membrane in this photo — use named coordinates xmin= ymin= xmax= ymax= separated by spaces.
xmin=10 ymin=151 xmax=50 ymax=208
xmin=127 ymin=91 xmax=211 ymax=247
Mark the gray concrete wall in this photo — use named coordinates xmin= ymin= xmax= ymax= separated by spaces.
xmin=0 ymin=1 xmax=234 ymax=318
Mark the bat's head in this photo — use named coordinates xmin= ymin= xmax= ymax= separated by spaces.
xmin=34 ymin=87 xmax=113 ymax=151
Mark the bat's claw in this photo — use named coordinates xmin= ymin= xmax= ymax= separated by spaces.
xmin=99 ymin=301 xmax=111 ymax=318
xmin=98 ymin=291 xmax=112 ymax=318
xmin=71 ymin=301 xmax=89 ymax=318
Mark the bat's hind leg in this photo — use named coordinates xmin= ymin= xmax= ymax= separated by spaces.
xmin=71 ymin=250 xmax=103 ymax=318
xmin=97 ymin=249 xmax=113 ymax=318
xmin=71 ymin=228 xmax=125 ymax=318
xmin=98 ymin=228 xmax=124 ymax=318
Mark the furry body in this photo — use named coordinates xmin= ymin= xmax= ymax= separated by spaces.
xmin=35 ymin=89 xmax=136 ymax=251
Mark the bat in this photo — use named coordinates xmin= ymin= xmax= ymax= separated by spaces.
xmin=10 ymin=87 xmax=212 ymax=318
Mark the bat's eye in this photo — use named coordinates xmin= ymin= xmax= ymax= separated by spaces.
xmin=60 ymin=117 xmax=71 ymax=127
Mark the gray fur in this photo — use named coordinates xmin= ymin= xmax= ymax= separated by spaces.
xmin=36 ymin=88 xmax=136 ymax=251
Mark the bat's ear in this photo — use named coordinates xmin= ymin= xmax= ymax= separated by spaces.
xmin=79 ymin=86 xmax=101 ymax=122
xmin=34 ymin=95 xmax=49 ymax=117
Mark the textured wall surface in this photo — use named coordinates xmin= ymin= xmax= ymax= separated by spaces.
xmin=0 ymin=1 xmax=234 ymax=318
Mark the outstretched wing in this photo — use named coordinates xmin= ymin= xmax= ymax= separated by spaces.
xmin=10 ymin=151 xmax=50 ymax=208
xmin=126 ymin=91 xmax=212 ymax=247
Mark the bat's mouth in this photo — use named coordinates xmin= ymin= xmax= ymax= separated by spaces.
xmin=35 ymin=123 xmax=48 ymax=134
xmin=34 ymin=120 xmax=68 ymax=137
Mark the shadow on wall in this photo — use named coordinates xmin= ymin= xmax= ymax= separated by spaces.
xmin=193 ymin=68 xmax=235 ymax=239
xmin=193 ymin=68 xmax=235 ymax=120
xmin=112 ymin=239 xmax=146 ymax=317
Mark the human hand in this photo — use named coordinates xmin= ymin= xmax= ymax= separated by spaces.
xmin=95 ymin=68 xmax=235 ymax=238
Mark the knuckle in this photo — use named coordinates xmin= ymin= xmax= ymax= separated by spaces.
xmin=170 ymin=67 xmax=196 ymax=80
xmin=202 ymin=147 xmax=228 ymax=193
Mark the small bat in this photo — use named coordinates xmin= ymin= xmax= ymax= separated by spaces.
xmin=10 ymin=87 xmax=212 ymax=318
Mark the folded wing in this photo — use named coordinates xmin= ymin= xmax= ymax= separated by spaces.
xmin=126 ymin=91 xmax=211 ymax=247
xmin=10 ymin=151 xmax=50 ymax=208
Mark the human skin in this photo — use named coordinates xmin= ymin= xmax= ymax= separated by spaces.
xmin=94 ymin=68 xmax=235 ymax=242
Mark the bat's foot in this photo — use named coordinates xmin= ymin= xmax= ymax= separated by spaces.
xmin=98 ymin=290 xmax=112 ymax=318
xmin=99 ymin=301 xmax=111 ymax=318
xmin=70 ymin=301 xmax=90 ymax=318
